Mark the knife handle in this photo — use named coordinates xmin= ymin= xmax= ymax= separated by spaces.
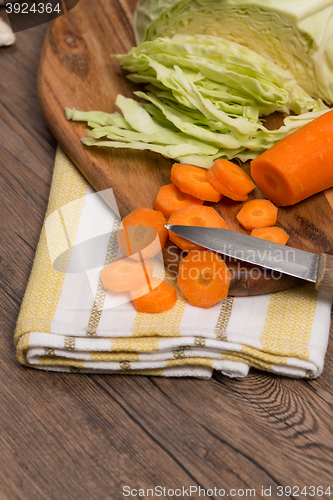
xmin=316 ymin=254 xmax=333 ymax=294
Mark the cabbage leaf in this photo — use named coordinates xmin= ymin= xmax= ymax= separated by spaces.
xmin=66 ymin=33 xmax=329 ymax=167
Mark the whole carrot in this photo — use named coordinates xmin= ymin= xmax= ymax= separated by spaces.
xmin=250 ymin=110 xmax=333 ymax=206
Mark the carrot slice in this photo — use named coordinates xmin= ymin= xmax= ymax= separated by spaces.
xmin=117 ymin=208 xmax=168 ymax=260
xmin=131 ymin=278 xmax=177 ymax=313
xmin=129 ymin=276 xmax=160 ymax=300
xmin=118 ymin=225 xmax=161 ymax=261
xmin=250 ymin=109 xmax=333 ymax=206
xmin=171 ymin=163 xmax=222 ymax=202
xmin=250 ymin=226 xmax=289 ymax=245
xmin=207 ymin=159 xmax=256 ymax=201
xmin=153 ymin=183 xmax=204 ymax=218
xmin=236 ymin=199 xmax=278 ymax=230
xmin=168 ymin=204 xmax=229 ymax=252
xmin=177 ymin=251 xmax=231 ymax=308
xmin=100 ymin=257 xmax=152 ymax=292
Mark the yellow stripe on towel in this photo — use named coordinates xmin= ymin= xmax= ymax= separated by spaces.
xmin=260 ymin=284 xmax=318 ymax=358
xmin=215 ymin=296 xmax=234 ymax=341
xmin=15 ymin=149 xmax=87 ymax=357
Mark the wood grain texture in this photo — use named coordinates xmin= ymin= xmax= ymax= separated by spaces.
xmin=316 ymin=254 xmax=333 ymax=294
xmin=37 ymin=0 xmax=333 ymax=296
xmin=1 ymin=2 xmax=333 ymax=499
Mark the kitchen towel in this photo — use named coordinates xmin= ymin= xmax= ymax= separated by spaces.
xmin=15 ymin=147 xmax=333 ymax=378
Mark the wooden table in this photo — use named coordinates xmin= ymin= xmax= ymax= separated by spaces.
xmin=1 ymin=9 xmax=333 ymax=500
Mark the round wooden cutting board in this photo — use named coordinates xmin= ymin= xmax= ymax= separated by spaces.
xmin=37 ymin=0 xmax=333 ymax=296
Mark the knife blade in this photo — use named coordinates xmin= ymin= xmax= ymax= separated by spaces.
xmin=165 ymin=225 xmax=333 ymax=294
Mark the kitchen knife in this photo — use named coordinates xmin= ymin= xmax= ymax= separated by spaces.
xmin=165 ymin=225 xmax=333 ymax=295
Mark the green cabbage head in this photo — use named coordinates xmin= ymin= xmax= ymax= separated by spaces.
xmin=134 ymin=0 xmax=333 ymax=104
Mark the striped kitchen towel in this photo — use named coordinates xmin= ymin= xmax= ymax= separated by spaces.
xmin=15 ymin=147 xmax=333 ymax=378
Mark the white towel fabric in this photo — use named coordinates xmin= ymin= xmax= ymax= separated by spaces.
xmin=15 ymin=147 xmax=333 ymax=379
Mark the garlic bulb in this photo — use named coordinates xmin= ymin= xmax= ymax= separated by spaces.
xmin=0 ymin=17 xmax=15 ymax=47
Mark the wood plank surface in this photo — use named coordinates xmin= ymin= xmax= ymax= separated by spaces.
xmin=37 ymin=0 xmax=333 ymax=296
xmin=1 ymin=3 xmax=333 ymax=500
